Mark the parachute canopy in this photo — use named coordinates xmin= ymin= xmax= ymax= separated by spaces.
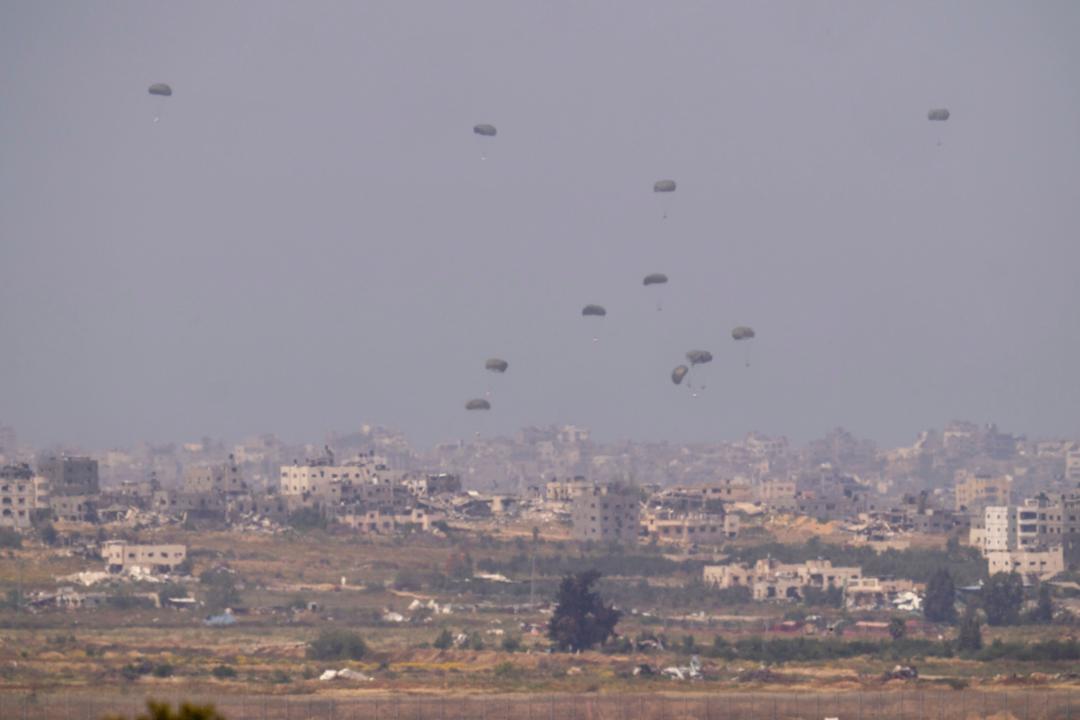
xmin=148 ymin=83 xmax=172 ymax=97
xmin=474 ymin=124 xmax=497 ymax=137
xmin=732 ymin=326 xmax=756 ymax=341
xmin=671 ymin=365 xmax=689 ymax=386
xmin=465 ymin=398 xmax=491 ymax=411
xmin=485 ymin=358 xmax=509 ymax=373
xmin=686 ymin=350 xmax=713 ymax=366
xmin=927 ymin=108 xmax=950 ymax=121
xmin=643 ymin=273 xmax=668 ymax=286
xmin=581 ymin=304 xmax=607 ymax=317
xmin=653 ymin=179 xmax=676 ymax=193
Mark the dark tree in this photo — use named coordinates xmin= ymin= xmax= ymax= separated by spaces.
xmin=104 ymin=700 xmax=226 ymax=720
xmin=982 ymin=572 xmax=1024 ymax=626
xmin=888 ymin=617 xmax=907 ymax=641
xmin=433 ymin=628 xmax=454 ymax=650
xmin=1030 ymin=584 xmax=1054 ymax=624
xmin=40 ymin=523 xmax=59 ymax=547
xmin=957 ymin=607 xmax=983 ymax=652
xmin=307 ymin=629 xmax=367 ymax=661
xmin=923 ymin=568 xmax=958 ymax=623
xmin=548 ymin=570 xmax=621 ymax=652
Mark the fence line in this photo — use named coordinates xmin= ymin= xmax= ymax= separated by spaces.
xmin=0 ymin=691 xmax=1075 ymax=720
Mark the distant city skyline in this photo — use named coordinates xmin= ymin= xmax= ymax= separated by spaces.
xmin=3 ymin=2 xmax=1079 ymax=450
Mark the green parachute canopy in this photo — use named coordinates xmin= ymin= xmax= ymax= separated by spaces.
xmin=671 ymin=365 xmax=689 ymax=385
xmin=485 ymin=358 xmax=509 ymax=373
xmin=473 ymin=124 xmax=497 ymax=137
xmin=148 ymin=83 xmax=172 ymax=97
xmin=686 ymin=350 xmax=713 ymax=366
xmin=465 ymin=399 xmax=491 ymax=411
xmin=731 ymin=326 xmax=756 ymax=341
xmin=653 ymin=179 xmax=676 ymax=193
xmin=643 ymin=273 xmax=668 ymax=286
xmin=581 ymin=304 xmax=607 ymax=317
xmin=927 ymin=108 xmax=950 ymax=121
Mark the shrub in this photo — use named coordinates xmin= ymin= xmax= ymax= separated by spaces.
xmin=102 ymin=700 xmax=226 ymax=720
xmin=152 ymin=663 xmax=175 ymax=678
xmin=307 ymin=629 xmax=368 ymax=661
xmin=433 ymin=629 xmax=454 ymax=650
xmin=0 ymin=528 xmax=23 ymax=549
xmin=493 ymin=661 xmax=520 ymax=679
xmin=211 ymin=665 xmax=237 ymax=679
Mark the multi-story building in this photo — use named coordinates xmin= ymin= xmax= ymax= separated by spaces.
xmin=975 ymin=497 xmax=1070 ymax=555
xmin=183 ymin=457 xmax=246 ymax=495
xmin=954 ymin=471 xmax=1012 ymax=512
xmin=703 ymin=558 xmax=862 ymax=601
xmin=402 ymin=473 xmax=461 ymax=497
xmin=339 ymin=507 xmax=443 ymax=535
xmin=0 ymin=463 xmax=36 ymax=529
xmin=758 ymin=478 xmax=797 ymax=512
xmin=103 ymin=541 xmax=187 ymax=574
xmin=36 ymin=456 xmax=100 ymax=522
xmin=986 ymin=547 xmax=1064 ymax=582
xmin=1067 ymin=448 xmax=1080 ymax=485
xmin=571 ymin=482 xmax=640 ymax=546
xmin=642 ymin=509 xmax=738 ymax=545
xmin=37 ymin=456 xmax=99 ymax=497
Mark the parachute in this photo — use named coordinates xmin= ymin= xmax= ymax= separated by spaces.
xmin=643 ymin=273 xmax=668 ymax=286
xmin=581 ymin=305 xmax=607 ymax=317
xmin=927 ymin=109 xmax=950 ymax=121
xmin=653 ymin=180 xmax=676 ymax=193
xmin=731 ymin=326 xmax=756 ymax=341
xmin=671 ymin=365 xmax=689 ymax=385
xmin=148 ymin=83 xmax=172 ymax=97
xmin=473 ymin=124 xmax=497 ymax=137
xmin=485 ymin=358 xmax=509 ymax=373
xmin=465 ymin=399 xmax=491 ymax=411
xmin=686 ymin=350 xmax=713 ymax=366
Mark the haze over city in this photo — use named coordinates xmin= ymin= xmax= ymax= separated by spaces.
xmin=3 ymin=1 xmax=1080 ymax=450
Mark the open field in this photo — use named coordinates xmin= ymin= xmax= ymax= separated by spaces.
xmin=2 ymin=691 xmax=1080 ymax=720
xmin=2 ymin=521 xmax=1079 ymax=706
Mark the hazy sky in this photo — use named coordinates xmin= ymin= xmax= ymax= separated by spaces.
xmin=2 ymin=1 xmax=1079 ymax=450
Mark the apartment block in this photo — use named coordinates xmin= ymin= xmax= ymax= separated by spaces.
xmin=571 ymin=482 xmax=640 ymax=545
xmin=103 ymin=541 xmax=187 ymax=574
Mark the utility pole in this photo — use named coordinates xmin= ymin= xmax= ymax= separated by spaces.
xmin=529 ymin=542 xmax=537 ymax=609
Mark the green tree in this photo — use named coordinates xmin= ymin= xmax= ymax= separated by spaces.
xmin=923 ymin=568 xmax=958 ymax=623
xmin=548 ymin=570 xmax=621 ymax=652
xmin=1029 ymin=584 xmax=1053 ymax=624
xmin=210 ymin=665 xmax=237 ymax=679
xmin=306 ymin=629 xmax=367 ymax=661
xmin=433 ymin=628 xmax=454 ymax=650
xmin=200 ymin=568 xmax=242 ymax=611
xmin=982 ymin=572 xmax=1024 ymax=626
xmin=957 ymin=607 xmax=983 ymax=652
xmin=888 ymin=617 xmax=907 ymax=641
xmin=40 ymin=523 xmax=59 ymax=546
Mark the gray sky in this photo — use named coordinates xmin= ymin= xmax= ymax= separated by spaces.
xmin=2 ymin=1 xmax=1079 ymax=450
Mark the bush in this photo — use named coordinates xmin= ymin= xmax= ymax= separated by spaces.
xmin=307 ymin=629 xmax=368 ymax=661
xmin=433 ymin=629 xmax=454 ymax=650
xmin=268 ymin=669 xmax=291 ymax=684
xmin=102 ymin=700 xmax=226 ymax=720
xmin=493 ymin=661 xmax=520 ymax=679
xmin=40 ymin=523 xmax=59 ymax=547
xmin=120 ymin=659 xmax=154 ymax=680
xmin=153 ymin=663 xmax=175 ymax=678
xmin=501 ymin=635 xmax=523 ymax=652
xmin=0 ymin=528 xmax=23 ymax=549
xmin=211 ymin=665 xmax=237 ymax=679
xmin=288 ymin=507 xmax=327 ymax=531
